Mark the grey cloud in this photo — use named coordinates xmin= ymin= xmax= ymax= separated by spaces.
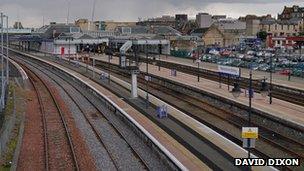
xmin=0 ymin=0 xmax=303 ymax=27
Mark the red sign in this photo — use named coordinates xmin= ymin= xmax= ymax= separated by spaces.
xmin=61 ymin=47 xmax=65 ymax=55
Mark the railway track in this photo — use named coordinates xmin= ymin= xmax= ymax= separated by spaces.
xmin=14 ymin=52 xmax=249 ymax=170
xmin=14 ymin=56 xmax=151 ymax=170
xmin=94 ymin=61 xmax=304 ymax=170
xmin=126 ymin=55 xmax=304 ymax=107
xmin=11 ymin=50 xmax=303 ymax=170
xmin=20 ymin=63 xmax=79 ymax=171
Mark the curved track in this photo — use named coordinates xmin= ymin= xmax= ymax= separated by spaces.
xmin=14 ymin=56 xmax=151 ymax=170
xmin=20 ymin=63 xmax=79 ymax=171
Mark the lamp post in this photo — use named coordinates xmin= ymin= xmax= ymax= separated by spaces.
xmin=197 ymin=60 xmax=200 ymax=82
xmin=68 ymin=35 xmax=71 ymax=63
xmin=269 ymin=50 xmax=274 ymax=104
xmin=247 ymin=69 xmax=253 ymax=160
xmin=288 ymin=48 xmax=291 ymax=81
xmin=92 ymin=58 xmax=95 ymax=78
xmin=158 ymin=44 xmax=161 ymax=71
xmin=1 ymin=13 xmax=4 ymax=108
xmin=108 ymin=45 xmax=111 ymax=84
xmin=145 ymin=44 xmax=149 ymax=108
xmin=230 ymin=68 xmax=253 ymax=162
xmin=5 ymin=15 xmax=8 ymax=86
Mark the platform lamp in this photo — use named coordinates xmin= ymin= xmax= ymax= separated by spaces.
xmin=145 ymin=43 xmax=149 ymax=108
xmin=158 ymin=44 xmax=161 ymax=71
xmin=260 ymin=78 xmax=269 ymax=98
xmin=269 ymin=50 xmax=275 ymax=105
xmin=1 ymin=12 xmax=4 ymax=108
xmin=5 ymin=15 xmax=9 ymax=86
xmin=231 ymin=82 xmax=242 ymax=98
xmin=231 ymin=69 xmax=254 ymax=161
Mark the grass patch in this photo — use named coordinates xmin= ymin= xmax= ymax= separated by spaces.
xmin=0 ymin=84 xmax=19 ymax=170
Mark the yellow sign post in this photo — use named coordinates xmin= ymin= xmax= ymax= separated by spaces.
xmin=242 ymin=127 xmax=258 ymax=139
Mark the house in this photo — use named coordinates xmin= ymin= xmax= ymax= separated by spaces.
xmin=278 ymin=5 xmax=304 ymax=21
xmin=199 ymin=25 xmax=244 ymax=47
xmin=202 ymin=26 xmax=225 ymax=46
xmin=260 ymin=18 xmax=304 ymax=37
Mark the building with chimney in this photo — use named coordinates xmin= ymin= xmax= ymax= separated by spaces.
xmin=278 ymin=5 xmax=304 ymax=20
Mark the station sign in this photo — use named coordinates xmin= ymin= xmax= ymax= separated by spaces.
xmin=170 ymin=69 xmax=177 ymax=77
xmin=242 ymin=127 xmax=258 ymax=139
xmin=218 ymin=65 xmax=240 ymax=76
xmin=145 ymin=75 xmax=152 ymax=81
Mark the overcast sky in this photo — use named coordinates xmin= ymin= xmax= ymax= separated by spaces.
xmin=1 ymin=0 xmax=304 ymax=28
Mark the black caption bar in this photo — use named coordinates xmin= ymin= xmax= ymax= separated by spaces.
xmin=234 ymin=158 xmax=300 ymax=166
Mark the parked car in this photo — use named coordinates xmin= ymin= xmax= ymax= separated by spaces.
xmin=209 ymin=49 xmax=220 ymax=55
xmin=279 ymin=69 xmax=292 ymax=76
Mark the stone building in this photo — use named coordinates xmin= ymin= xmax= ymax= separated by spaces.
xmin=260 ymin=18 xmax=304 ymax=37
xmin=278 ymin=5 xmax=304 ymax=21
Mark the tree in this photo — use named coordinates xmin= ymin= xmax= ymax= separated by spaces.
xmin=256 ymin=31 xmax=268 ymax=41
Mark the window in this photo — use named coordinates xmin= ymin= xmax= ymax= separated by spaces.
xmin=293 ymin=25 xmax=296 ymax=29
xmin=281 ymin=25 xmax=283 ymax=30
xmin=268 ymin=25 xmax=271 ymax=31
xmin=275 ymin=24 xmax=277 ymax=30
xmin=288 ymin=25 xmax=290 ymax=30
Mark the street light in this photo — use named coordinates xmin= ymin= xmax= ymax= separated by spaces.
xmin=288 ymin=48 xmax=292 ymax=81
xmin=1 ymin=13 xmax=4 ymax=108
xmin=145 ymin=43 xmax=149 ymax=108
xmin=196 ymin=59 xmax=201 ymax=82
xmin=158 ymin=44 xmax=161 ymax=71
xmin=269 ymin=50 xmax=274 ymax=104
xmin=231 ymin=82 xmax=242 ymax=98
xmin=260 ymin=78 xmax=269 ymax=98
xmin=231 ymin=68 xmax=253 ymax=161
xmin=108 ymin=44 xmax=112 ymax=84
xmin=5 ymin=15 xmax=8 ymax=86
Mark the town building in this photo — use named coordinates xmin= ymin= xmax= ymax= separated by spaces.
xmin=75 ymin=19 xmax=96 ymax=31
xmin=75 ymin=19 xmax=136 ymax=32
xmin=13 ymin=22 xmax=24 ymax=29
xmin=212 ymin=15 xmax=227 ymax=21
xmin=201 ymin=26 xmax=224 ymax=46
xmin=115 ymin=25 xmax=181 ymax=36
xmin=239 ymin=14 xmax=274 ymax=36
xmin=213 ymin=19 xmax=246 ymax=31
xmin=266 ymin=35 xmax=304 ymax=49
xmin=104 ymin=21 xmax=137 ymax=31
xmin=246 ymin=19 xmax=260 ymax=36
xmin=137 ymin=15 xmax=175 ymax=28
xmin=278 ymin=5 xmax=304 ymax=21
xmin=196 ymin=13 xmax=212 ymax=28
xmin=260 ymin=18 xmax=304 ymax=37
xmin=175 ymin=14 xmax=188 ymax=31
xmin=196 ymin=20 xmax=246 ymax=47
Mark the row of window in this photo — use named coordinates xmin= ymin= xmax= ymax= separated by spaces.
xmin=270 ymin=32 xmax=297 ymax=37
xmin=281 ymin=12 xmax=304 ymax=19
xmin=270 ymin=24 xmax=297 ymax=31
xmin=273 ymin=40 xmax=293 ymax=45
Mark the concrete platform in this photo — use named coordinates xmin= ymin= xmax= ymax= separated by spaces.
xmin=156 ymin=54 xmax=304 ymax=91
xmin=92 ymin=54 xmax=304 ymax=128
xmin=11 ymin=49 xmax=210 ymax=171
